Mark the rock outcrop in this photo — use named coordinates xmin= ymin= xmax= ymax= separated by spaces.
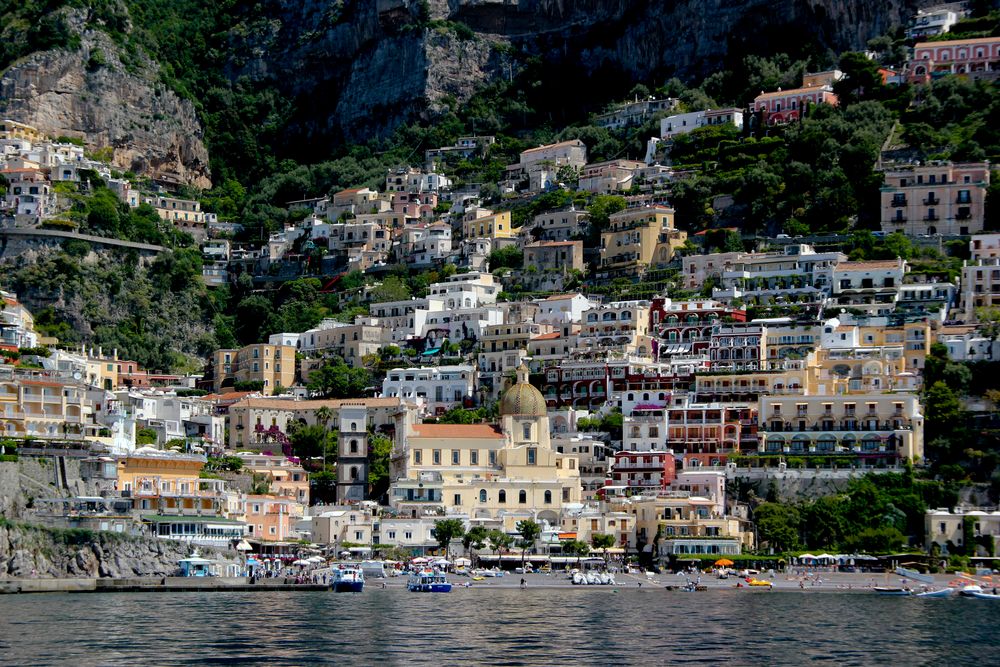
xmin=0 ymin=521 xmax=231 ymax=579
xmin=0 ymin=12 xmax=211 ymax=188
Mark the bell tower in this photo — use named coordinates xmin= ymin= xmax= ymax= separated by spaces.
xmin=336 ymin=404 xmax=369 ymax=502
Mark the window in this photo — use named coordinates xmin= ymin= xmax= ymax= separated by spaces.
xmin=489 ymin=451 xmax=497 ymax=466
xmin=518 ymin=490 xmax=527 ymax=504
xmin=414 ymin=449 xmax=422 ymax=464
xmin=350 ymin=467 xmax=359 ymax=481
xmin=544 ymin=490 xmax=552 ymax=504
xmin=523 ymin=423 xmax=532 ymax=440
xmin=470 ymin=450 xmax=478 ymax=465
xmin=433 ymin=450 xmax=441 ymax=465
xmin=454 ymin=494 xmax=462 ymax=505
xmin=452 ymin=450 xmax=460 ymax=465
xmin=527 ymin=448 xmax=536 ymax=465
xmin=479 ymin=489 xmax=487 ymax=503
xmin=350 ymin=440 xmax=359 ymax=454
xmin=499 ymin=490 xmax=506 ymax=504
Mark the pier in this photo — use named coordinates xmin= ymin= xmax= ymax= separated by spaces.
xmin=0 ymin=577 xmax=329 ymax=594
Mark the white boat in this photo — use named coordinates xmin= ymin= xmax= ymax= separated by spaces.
xmin=586 ymin=573 xmax=601 ymax=585
xmin=914 ymin=587 xmax=953 ymax=598
xmin=407 ymin=570 xmax=452 ymax=593
xmin=960 ymin=584 xmax=984 ymax=597
xmin=359 ymin=560 xmax=387 ymax=579
xmin=572 ymin=572 xmax=587 ymax=585
xmin=599 ymin=573 xmax=612 ymax=585
xmin=967 ymin=591 xmax=1000 ymax=600
xmin=332 ymin=567 xmax=365 ymax=593
xmin=874 ymin=587 xmax=912 ymax=596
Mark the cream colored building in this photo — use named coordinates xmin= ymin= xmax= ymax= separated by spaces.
xmin=463 ymin=209 xmax=517 ymax=241
xmin=880 ymin=162 xmax=988 ymax=236
xmin=389 ymin=364 xmax=582 ymax=530
xmin=757 ymin=393 xmax=924 ymax=462
xmin=212 ymin=344 xmax=296 ymax=392
xmin=925 ymin=508 xmax=1000 ymax=556
xmin=600 ymin=206 xmax=687 ymax=277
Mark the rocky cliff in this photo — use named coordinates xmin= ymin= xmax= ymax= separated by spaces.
xmin=0 ymin=10 xmax=211 ymax=188
xmin=0 ymin=521 xmax=230 ymax=579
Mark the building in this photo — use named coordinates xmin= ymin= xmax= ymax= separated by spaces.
xmin=523 ymin=240 xmax=584 ymax=274
xmin=237 ymin=453 xmax=310 ymax=505
xmin=594 ymin=97 xmax=678 ymax=129
xmin=880 ymin=161 xmax=989 ymax=236
xmin=337 ymin=404 xmax=370 ymax=502
xmin=925 ymin=508 xmax=1000 ymax=556
xmin=245 ymin=495 xmax=301 ymax=541
xmin=381 ymin=365 xmax=475 ymax=415
xmin=752 ymin=80 xmax=839 ymax=126
xmin=907 ymin=7 xmax=962 ymax=40
xmin=660 ymin=109 xmax=744 ymax=140
xmin=578 ymin=300 xmax=653 ymax=357
xmin=708 ymin=321 xmax=766 ymax=372
xmin=389 ymin=364 xmax=582 ymax=530
xmin=909 ymin=36 xmax=1000 ymax=83
xmin=146 ymin=196 xmax=206 ymax=236
xmin=211 ymin=344 xmax=296 ymax=392
xmin=577 ymin=160 xmax=645 ymax=194
xmin=527 ymin=208 xmax=590 ymax=242
xmin=600 ymin=206 xmax=687 ymax=277
xmin=829 ymin=259 xmax=907 ymax=316
xmin=756 ymin=393 xmax=924 ymax=463
xmin=510 ymin=139 xmax=588 ymax=192
xmin=462 ymin=209 xmax=517 ymax=241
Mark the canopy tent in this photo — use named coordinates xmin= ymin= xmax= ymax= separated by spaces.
xmin=454 ymin=557 xmax=472 ymax=566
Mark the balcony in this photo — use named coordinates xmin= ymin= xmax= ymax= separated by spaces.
xmin=923 ymin=196 xmax=940 ymax=205
xmin=891 ymin=198 xmax=907 ymax=207
xmin=924 ymin=214 xmax=939 ymax=221
xmin=891 ymin=216 xmax=907 ymax=224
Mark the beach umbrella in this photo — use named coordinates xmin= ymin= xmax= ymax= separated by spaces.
xmin=454 ymin=557 xmax=472 ymax=566
xmin=236 ymin=540 xmax=253 ymax=552
xmin=307 ymin=556 xmax=324 ymax=564
xmin=412 ymin=557 xmax=429 ymax=564
xmin=715 ymin=558 xmax=734 ymax=567
xmin=434 ymin=559 xmax=452 ymax=566
xmin=292 ymin=559 xmax=310 ymax=566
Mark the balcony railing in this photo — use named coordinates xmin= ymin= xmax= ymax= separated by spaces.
xmin=923 ymin=197 xmax=940 ymax=205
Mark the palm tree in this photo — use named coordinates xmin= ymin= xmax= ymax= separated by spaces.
xmin=487 ymin=529 xmax=513 ymax=568
xmin=516 ymin=519 xmax=542 ymax=571
xmin=591 ymin=533 xmax=616 ymax=568
xmin=315 ymin=406 xmax=333 ymax=469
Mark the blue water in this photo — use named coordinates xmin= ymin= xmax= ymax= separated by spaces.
xmin=0 ymin=589 xmax=997 ymax=665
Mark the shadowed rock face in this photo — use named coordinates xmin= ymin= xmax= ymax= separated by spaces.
xmin=0 ymin=24 xmax=211 ymax=188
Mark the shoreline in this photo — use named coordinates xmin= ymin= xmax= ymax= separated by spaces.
xmin=3 ymin=570 xmax=985 ymax=595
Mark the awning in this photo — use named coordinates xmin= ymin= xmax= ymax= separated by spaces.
xmin=660 ymin=344 xmax=693 ymax=355
xmin=422 ymin=348 xmax=440 ymax=355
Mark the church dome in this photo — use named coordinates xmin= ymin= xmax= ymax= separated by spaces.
xmin=499 ymin=363 xmax=547 ymax=417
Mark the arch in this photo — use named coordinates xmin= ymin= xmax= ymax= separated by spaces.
xmin=544 ymin=490 xmax=552 ymax=504
xmin=479 ymin=489 xmax=487 ymax=503
xmin=350 ymin=466 xmax=359 ymax=481
xmin=349 ymin=439 xmax=359 ymax=454
xmin=861 ymin=433 xmax=881 ymax=452
xmin=791 ymin=434 xmax=809 ymax=452
xmin=766 ymin=436 xmax=784 ymax=453
xmin=499 ymin=490 xmax=507 ymax=504
xmin=816 ymin=434 xmax=837 ymax=452
xmin=518 ymin=490 xmax=527 ymax=504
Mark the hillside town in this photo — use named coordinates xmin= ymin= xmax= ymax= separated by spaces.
xmin=2 ymin=10 xmax=1000 ymax=576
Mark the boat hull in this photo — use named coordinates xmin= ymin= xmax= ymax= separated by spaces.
xmin=914 ymin=588 xmax=953 ymax=598
xmin=874 ymin=587 xmax=911 ymax=596
xmin=408 ymin=583 xmax=453 ymax=593
xmin=968 ymin=591 xmax=1000 ymax=600
xmin=333 ymin=581 xmax=364 ymax=593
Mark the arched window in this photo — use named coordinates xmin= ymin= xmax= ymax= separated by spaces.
xmin=523 ymin=423 xmax=531 ymax=440
xmin=518 ymin=490 xmax=527 ymax=504
xmin=350 ymin=439 xmax=359 ymax=454
xmin=351 ymin=422 xmax=357 ymax=431
xmin=544 ymin=490 xmax=552 ymax=504
xmin=479 ymin=489 xmax=487 ymax=503
xmin=499 ymin=490 xmax=506 ymax=504
xmin=350 ymin=467 xmax=359 ymax=480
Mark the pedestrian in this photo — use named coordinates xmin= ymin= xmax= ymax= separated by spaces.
xmin=520 ymin=577 xmax=526 ymax=589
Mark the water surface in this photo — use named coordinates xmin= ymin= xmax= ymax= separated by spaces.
xmin=1 ymin=589 xmax=996 ymax=665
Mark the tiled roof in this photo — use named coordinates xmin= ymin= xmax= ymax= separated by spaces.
xmin=836 ymin=260 xmax=902 ymax=270
xmin=754 ymin=86 xmax=834 ymax=101
xmin=231 ymin=397 xmax=403 ymax=410
xmin=522 ymin=139 xmax=584 ymax=155
xmin=915 ymin=36 xmax=1000 ymax=48
xmin=411 ymin=423 xmax=504 ymax=439
xmin=532 ymin=332 xmax=562 ymax=341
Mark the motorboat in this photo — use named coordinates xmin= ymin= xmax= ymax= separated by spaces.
xmin=332 ymin=567 xmax=365 ymax=593
xmin=572 ymin=572 xmax=586 ymax=585
xmin=959 ymin=584 xmax=984 ymax=597
xmin=408 ymin=570 xmax=452 ymax=592
xmin=874 ymin=587 xmax=912 ymax=596
xmin=586 ymin=573 xmax=601 ymax=585
xmin=966 ymin=590 xmax=1000 ymax=600
xmin=914 ymin=587 xmax=953 ymax=598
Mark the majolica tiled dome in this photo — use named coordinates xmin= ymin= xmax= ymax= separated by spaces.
xmin=500 ymin=363 xmax=547 ymax=417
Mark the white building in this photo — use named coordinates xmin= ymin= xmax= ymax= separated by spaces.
xmin=660 ymin=108 xmax=744 ymax=141
xmin=382 ymin=365 xmax=475 ymax=415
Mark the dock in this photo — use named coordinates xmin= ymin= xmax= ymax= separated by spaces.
xmin=0 ymin=577 xmax=330 ymax=594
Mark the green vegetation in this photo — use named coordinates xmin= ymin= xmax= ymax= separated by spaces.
xmin=752 ymin=472 xmax=958 ymax=553
xmin=432 ymin=518 xmax=466 ymax=555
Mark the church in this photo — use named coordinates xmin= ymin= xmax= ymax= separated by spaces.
xmin=389 ymin=363 xmax=582 ymax=531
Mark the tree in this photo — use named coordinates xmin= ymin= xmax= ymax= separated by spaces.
xmin=487 ymin=529 xmax=513 ymax=563
xmin=591 ymin=533 xmax=616 ymax=567
xmin=462 ymin=525 xmax=490 ymax=565
xmin=289 ymin=424 xmax=333 ymax=463
xmin=310 ymin=470 xmax=337 ymax=505
xmin=433 ymin=518 xmax=466 ymax=558
xmin=307 ymin=358 xmax=372 ymax=398
xmin=367 ymin=433 xmax=394 ymax=500
xmin=370 ymin=275 xmax=410 ymax=303
xmin=754 ymin=502 xmax=801 ymax=552
xmin=315 ymin=406 xmax=333 ymax=469
xmin=516 ymin=519 xmax=542 ymax=570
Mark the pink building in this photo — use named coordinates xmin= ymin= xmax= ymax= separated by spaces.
xmin=909 ymin=37 xmax=1000 ymax=83
xmin=752 ymin=86 xmax=838 ymax=125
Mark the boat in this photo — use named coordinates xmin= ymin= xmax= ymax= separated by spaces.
xmin=966 ymin=591 xmax=1000 ymax=600
xmin=332 ymin=567 xmax=365 ymax=593
xmin=874 ymin=587 xmax=912 ymax=596
xmin=914 ymin=587 xmax=954 ymax=598
xmin=572 ymin=572 xmax=586 ymax=585
xmin=748 ymin=578 xmax=773 ymax=587
xmin=586 ymin=573 xmax=601 ymax=585
xmin=407 ymin=570 xmax=452 ymax=593
xmin=959 ymin=584 xmax=984 ymax=597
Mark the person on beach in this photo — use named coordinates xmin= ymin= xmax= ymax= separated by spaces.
xmin=520 ymin=578 xmax=526 ymax=589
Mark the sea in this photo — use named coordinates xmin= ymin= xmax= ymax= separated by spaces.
xmin=0 ymin=588 xmax=997 ymax=666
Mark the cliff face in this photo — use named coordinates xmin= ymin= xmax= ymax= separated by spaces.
xmin=0 ymin=522 xmax=228 ymax=579
xmin=0 ymin=13 xmax=211 ymax=188
xmin=228 ymin=0 xmax=924 ymax=150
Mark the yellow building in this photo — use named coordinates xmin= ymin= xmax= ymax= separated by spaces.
xmin=118 ymin=449 xmax=237 ymax=517
xmin=0 ymin=119 xmax=44 ymax=142
xmin=212 ymin=343 xmax=297 ymax=392
xmin=0 ymin=378 xmax=88 ymax=441
xmin=600 ymin=205 xmax=687 ymax=277
xmin=389 ymin=363 xmax=582 ymax=529
xmin=462 ymin=209 xmax=517 ymax=241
